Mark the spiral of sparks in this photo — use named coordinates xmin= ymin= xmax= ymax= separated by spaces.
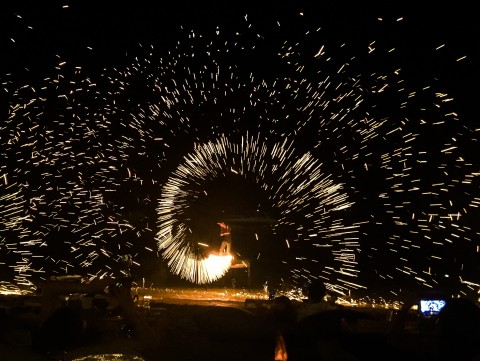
xmin=156 ymin=134 xmax=356 ymax=287
xmin=1 ymin=7 xmax=480 ymax=297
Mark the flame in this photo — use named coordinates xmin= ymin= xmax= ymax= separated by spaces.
xmin=202 ymin=253 xmax=233 ymax=281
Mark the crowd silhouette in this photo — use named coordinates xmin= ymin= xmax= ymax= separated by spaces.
xmin=1 ymin=278 xmax=480 ymax=361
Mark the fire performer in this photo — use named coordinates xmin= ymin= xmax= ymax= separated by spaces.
xmin=217 ymin=221 xmax=232 ymax=255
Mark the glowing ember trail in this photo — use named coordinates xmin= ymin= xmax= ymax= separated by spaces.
xmin=0 ymin=6 xmax=479 ymax=298
xmin=156 ymin=134 xmax=355 ymax=287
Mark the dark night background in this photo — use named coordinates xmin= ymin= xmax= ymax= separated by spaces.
xmin=1 ymin=1 xmax=480 ymax=298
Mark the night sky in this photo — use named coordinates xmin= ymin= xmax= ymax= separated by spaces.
xmin=1 ymin=1 xmax=480 ymax=298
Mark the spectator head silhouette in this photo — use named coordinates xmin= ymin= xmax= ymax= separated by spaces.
xmin=271 ymin=295 xmax=297 ymax=327
xmin=306 ymin=280 xmax=327 ymax=303
xmin=37 ymin=304 xmax=86 ymax=353
xmin=436 ymin=298 xmax=480 ymax=361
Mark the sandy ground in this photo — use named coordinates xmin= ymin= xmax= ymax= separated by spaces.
xmin=135 ymin=287 xmax=268 ymax=305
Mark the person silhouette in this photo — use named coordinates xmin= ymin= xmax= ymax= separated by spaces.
xmin=436 ymin=298 xmax=480 ymax=361
xmin=217 ymin=221 xmax=232 ymax=255
xmin=296 ymin=279 xmax=337 ymax=321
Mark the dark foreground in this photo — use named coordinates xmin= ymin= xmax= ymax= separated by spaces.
xmin=0 ymin=288 xmax=473 ymax=361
